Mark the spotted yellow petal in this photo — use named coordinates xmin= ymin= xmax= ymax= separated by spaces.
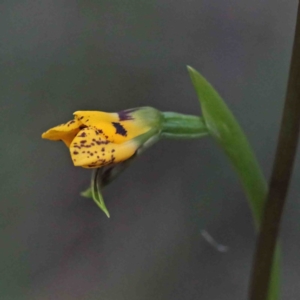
xmin=69 ymin=127 xmax=138 ymax=168
xmin=74 ymin=111 xmax=120 ymax=123
xmin=41 ymin=119 xmax=82 ymax=147
xmin=73 ymin=111 xmax=120 ymax=141
xmin=74 ymin=110 xmax=151 ymax=144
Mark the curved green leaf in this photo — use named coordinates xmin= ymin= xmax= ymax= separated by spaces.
xmin=81 ymin=187 xmax=93 ymax=198
xmin=91 ymin=169 xmax=110 ymax=218
xmin=187 ymin=66 xmax=279 ymax=300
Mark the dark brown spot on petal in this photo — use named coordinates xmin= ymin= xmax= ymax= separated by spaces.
xmin=95 ymin=129 xmax=103 ymax=135
xmin=67 ymin=120 xmax=75 ymax=127
xmin=78 ymin=132 xmax=87 ymax=137
xmin=112 ymin=122 xmax=127 ymax=137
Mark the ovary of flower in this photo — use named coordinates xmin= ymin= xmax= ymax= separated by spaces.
xmin=42 ymin=110 xmax=151 ymax=169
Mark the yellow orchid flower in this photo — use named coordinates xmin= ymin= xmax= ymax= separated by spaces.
xmin=41 ymin=104 xmax=208 ymax=217
xmin=42 ymin=107 xmax=163 ymax=169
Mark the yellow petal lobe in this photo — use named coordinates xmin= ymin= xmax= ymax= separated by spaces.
xmin=70 ymin=127 xmax=138 ymax=168
xmin=41 ymin=119 xmax=82 ymax=147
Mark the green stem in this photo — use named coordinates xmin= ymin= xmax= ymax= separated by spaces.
xmin=161 ymin=112 xmax=209 ymax=139
xmin=249 ymin=3 xmax=300 ymax=300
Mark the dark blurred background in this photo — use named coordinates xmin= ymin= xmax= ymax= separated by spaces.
xmin=1 ymin=0 xmax=299 ymax=299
